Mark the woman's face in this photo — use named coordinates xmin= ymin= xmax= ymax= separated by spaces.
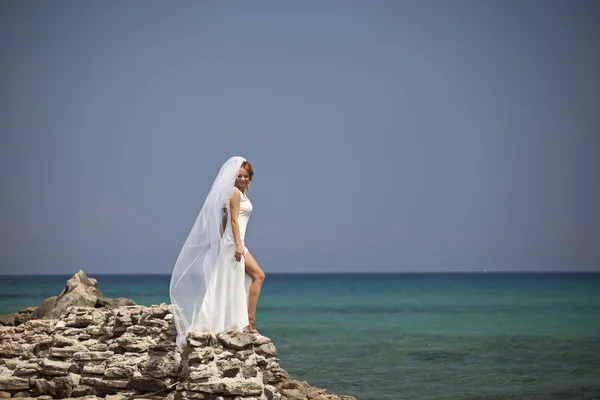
xmin=235 ymin=167 xmax=251 ymax=191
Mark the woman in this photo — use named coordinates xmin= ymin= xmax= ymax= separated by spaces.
xmin=169 ymin=156 xmax=265 ymax=350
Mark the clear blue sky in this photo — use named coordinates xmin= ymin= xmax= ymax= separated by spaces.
xmin=1 ymin=1 xmax=599 ymax=274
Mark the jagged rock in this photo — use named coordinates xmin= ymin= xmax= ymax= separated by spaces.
xmin=253 ymin=335 xmax=272 ymax=346
xmin=234 ymin=349 xmax=255 ymax=361
xmin=187 ymin=331 xmax=218 ymax=348
xmin=24 ymin=319 xmax=55 ymax=334
xmin=35 ymin=376 xmax=73 ymax=398
xmin=264 ymin=384 xmax=280 ymax=400
xmin=33 ymin=272 xmax=100 ymax=319
xmin=71 ymin=384 xmax=94 ymax=397
xmin=49 ymin=345 xmax=88 ymax=358
xmin=116 ymin=335 xmax=149 ymax=352
xmin=187 ymin=364 xmax=218 ymax=381
xmin=223 ymin=380 xmax=263 ymax=396
xmin=85 ymin=325 xmax=104 ymax=336
xmin=178 ymin=382 xmax=224 ymax=393
xmin=0 ymin=307 xmax=37 ymax=327
xmin=95 ymin=297 xmax=136 ymax=309
xmin=0 ymin=315 xmax=15 ymax=326
xmin=280 ymin=387 xmax=306 ymax=400
xmin=67 ymin=372 xmax=80 ymax=387
xmin=0 ymin=376 xmax=31 ymax=391
xmin=72 ymin=351 xmax=114 ymax=361
xmin=148 ymin=304 xmax=171 ymax=318
xmin=255 ymin=343 xmax=277 ymax=358
xmin=39 ymin=359 xmax=72 ymax=376
xmin=0 ymin=273 xmax=356 ymax=400
xmin=28 ymin=271 xmax=137 ymax=321
xmin=65 ymin=313 xmax=96 ymax=328
xmin=0 ymin=343 xmax=24 ymax=358
xmin=150 ymin=340 xmax=179 ymax=352
xmin=15 ymin=307 xmax=39 ymax=326
xmin=104 ymin=366 xmax=135 ymax=378
xmin=130 ymin=376 xmax=168 ymax=392
xmin=187 ymin=348 xmax=215 ymax=364
xmin=241 ymin=365 xmax=258 ymax=379
xmin=79 ymin=376 xmax=130 ymax=389
xmin=13 ymin=395 xmax=52 ymax=400
xmin=82 ymin=364 xmax=105 ymax=375
xmin=145 ymin=351 xmax=181 ymax=378
xmin=51 ymin=334 xmax=77 ymax=347
xmin=105 ymin=394 xmax=129 ymax=400
xmin=13 ymin=368 xmax=38 ymax=377
xmin=263 ymin=367 xmax=291 ymax=386
xmin=217 ymin=330 xmax=255 ymax=350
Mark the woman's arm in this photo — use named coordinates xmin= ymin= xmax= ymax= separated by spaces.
xmin=229 ymin=188 xmax=245 ymax=261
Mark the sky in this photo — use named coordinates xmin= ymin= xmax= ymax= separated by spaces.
xmin=1 ymin=1 xmax=599 ymax=275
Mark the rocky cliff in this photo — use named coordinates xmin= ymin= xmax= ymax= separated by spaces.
xmin=0 ymin=303 xmax=356 ymax=400
xmin=0 ymin=271 xmax=136 ymax=327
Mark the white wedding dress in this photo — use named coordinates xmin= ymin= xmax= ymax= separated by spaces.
xmin=194 ymin=187 xmax=253 ymax=333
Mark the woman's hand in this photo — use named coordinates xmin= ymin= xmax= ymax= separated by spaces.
xmin=235 ymin=244 xmax=244 ymax=262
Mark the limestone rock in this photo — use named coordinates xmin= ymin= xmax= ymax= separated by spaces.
xmin=253 ymin=335 xmax=272 ymax=346
xmin=104 ymin=366 xmax=135 ymax=378
xmin=51 ymin=334 xmax=77 ymax=347
xmin=264 ymin=384 xmax=280 ymax=400
xmin=0 ymin=307 xmax=37 ymax=327
xmin=130 ymin=376 xmax=168 ymax=392
xmin=255 ymin=343 xmax=277 ymax=358
xmin=39 ymin=359 xmax=71 ymax=376
xmin=223 ymin=380 xmax=263 ymax=396
xmin=24 ymin=319 xmax=55 ymax=334
xmin=187 ymin=348 xmax=215 ymax=364
xmin=72 ymin=351 xmax=114 ymax=361
xmin=187 ymin=331 xmax=218 ymax=348
xmin=280 ymin=387 xmax=306 ymax=400
xmin=95 ymin=297 xmax=136 ymax=309
xmin=0 ymin=343 xmax=23 ymax=358
xmin=35 ymin=376 xmax=73 ymax=398
xmin=116 ymin=335 xmax=149 ymax=352
xmin=71 ymin=384 xmax=94 ymax=397
xmin=0 ymin=376 xmax=31 ymax=391
xmin=30 ymin=270 xmax=137 ymax=321
xmin=0 ymin=314 xmax=15 ymax=326
xmin=145 ymin=351 xmax=181 ymax=378
xmin=187 ymin=365 xmax=218 ymax=381
xmin=49 ymin=345 xmax=87 ymax=358
xmin=179 ymin=382 xmax=224 ymax=393
xmin=33 ymin=272 xmax=100 ymax=319
xmin=0 ymin=272 xmax=356 ymax=400
xmin=79 ymin=376 xmax=130 ymax=389
xmin=82 ymin=364 xmax=105 ymax=375
xmin=217 ymin=330 xmax=255 ymax=350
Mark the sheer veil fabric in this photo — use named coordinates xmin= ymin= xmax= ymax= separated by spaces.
xmin=170 ymin=156 xmax=251 ymax=350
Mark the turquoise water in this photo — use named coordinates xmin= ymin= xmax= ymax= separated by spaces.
xmin=1 ymin=273 xmax=599 ymax=400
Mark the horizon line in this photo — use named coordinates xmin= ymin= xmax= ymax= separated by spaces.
xmin=1 ymin=270 xmax=599 ymax=277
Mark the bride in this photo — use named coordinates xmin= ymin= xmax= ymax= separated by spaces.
xmin=169 ymin=156 xmax=265 ymax=350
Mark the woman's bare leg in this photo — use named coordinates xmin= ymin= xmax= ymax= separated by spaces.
xmin=244 ymin=251 xmax=265 ymax=333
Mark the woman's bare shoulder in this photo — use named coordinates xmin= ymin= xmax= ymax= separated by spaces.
xmin=231 ymin=187 xmax=242 ymax=200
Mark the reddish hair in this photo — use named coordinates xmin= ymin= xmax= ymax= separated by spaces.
xmin=241 ymin=161 xmax=254 ymax=181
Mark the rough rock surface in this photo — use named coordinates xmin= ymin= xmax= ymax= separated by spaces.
xmin=0 ymin=304 xmax=356 ymax=400
xmin=0 ymin=271 xmax=136 ymax=326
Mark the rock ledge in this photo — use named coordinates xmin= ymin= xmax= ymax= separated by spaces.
xmin=0 ymin=304 xmax=356 ymax=400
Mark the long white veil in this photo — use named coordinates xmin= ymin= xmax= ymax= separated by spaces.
xmin=169 ymin=156 xmax=246 ymax=349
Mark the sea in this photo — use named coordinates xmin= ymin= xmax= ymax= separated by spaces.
xmin=1 ymin=273 xmax=599 ymax=400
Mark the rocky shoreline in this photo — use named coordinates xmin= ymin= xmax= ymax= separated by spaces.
xmin=0 ymin=273 xmax=356 ymax=400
